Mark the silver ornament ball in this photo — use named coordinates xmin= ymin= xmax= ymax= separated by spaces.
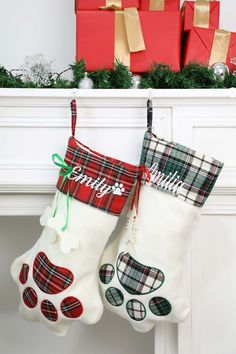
xmin=78 ymin=72 xmax=94 ymax=89
xmin=132 ymin=75 xmax=141 ymax=89
xmin=212 ymin=62 xmax=229 ymax=80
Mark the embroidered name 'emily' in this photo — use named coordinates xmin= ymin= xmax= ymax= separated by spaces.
xmin=68 ymin=166 xmax=125 ymax=198
xmin=149 ymin=162 xmax=184 ymax=195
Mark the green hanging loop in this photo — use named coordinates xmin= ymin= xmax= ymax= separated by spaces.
xmin=52 ymin=153 xmax=73 ymax=231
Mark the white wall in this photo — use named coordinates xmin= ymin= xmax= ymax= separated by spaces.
xmin=0 ymin=0 xmax=236 ymax=73
xmin=0 ymin=216 xmax=154 ymax=354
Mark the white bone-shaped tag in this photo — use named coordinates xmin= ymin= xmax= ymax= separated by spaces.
xmin=46 ymin=213 xmax=65 ymax=243
xmin=57 ymin=229 xmax=79 ymax=254
xmin=47 ymin=213 xmax=79 ymax=253
xmin=40 ymin=206 xmax=52 ymax=227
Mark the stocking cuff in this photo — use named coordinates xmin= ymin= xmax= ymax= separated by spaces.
xmin=141 ymin=131 xmax=224 ymax=207
xmin=57 ymin=137 xmax=139 ymax=216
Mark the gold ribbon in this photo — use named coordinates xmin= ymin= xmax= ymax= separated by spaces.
xmin=193 ymin=0 xmax=220 ymax=28
xmin=149 ymin=0 xmax=165 ymax=11
xmin=193 ymin=1 xmax=210 ymax=28
xmin=100 ymin=6 xmax=145 ymax=68
xmin=124 ymin=8 xmax=145 ymax=52
xmin=209 ymin=29 xmax=231 ymax=66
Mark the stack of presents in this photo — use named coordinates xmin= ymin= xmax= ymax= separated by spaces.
xmin=75 ymin=0 xmax=236 ymax=73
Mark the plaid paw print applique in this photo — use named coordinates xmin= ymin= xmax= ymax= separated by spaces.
xmin=99 ymin=252 xmax=172 ymax=323
xmin=19 ymin=252 xmax=83 ymax=322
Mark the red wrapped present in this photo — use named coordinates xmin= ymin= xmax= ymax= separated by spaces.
xmin=184 ymin=27 xmax=236 ymax=72
xmin=140 ymin=0 xmax=179 ymax=11
xmin=75 ymin=0 xmax=139 ymax=11
xmin=76 ymin=10 xmax=181 ymax=72
xmin=183 ymin=1 xmax=220 ymax=32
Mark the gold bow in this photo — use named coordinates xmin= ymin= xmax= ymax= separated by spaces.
xmin=209 ymin=29 xmax=231 ymax=66
xmin=101 ymin=0 xmax=123 ymax=8
xmin=100 ymin=5 xmax=146 ymax=67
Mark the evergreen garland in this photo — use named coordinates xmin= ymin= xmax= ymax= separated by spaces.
xmin=0 ymin=60 xmax=236 ymax=89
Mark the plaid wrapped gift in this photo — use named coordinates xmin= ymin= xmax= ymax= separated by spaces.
xmin=140 ymin=131 xmax=224 ymax=207
xmin=33 ymin=252 xmax=74 ymax=294
xmin=117 ymin=252 xmax=164 ymax=295
xmin=57 ymin=136 xmax=139 ymax=216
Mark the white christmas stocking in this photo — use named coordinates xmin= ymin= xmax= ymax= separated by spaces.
xmin=11 ymin=100 xmax=139 ymax=336
xmin=99 ymin=130 xmax=223 ymax=332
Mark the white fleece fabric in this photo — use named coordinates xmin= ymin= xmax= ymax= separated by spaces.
xmin=11 ymin=191 xmax=117 ymax=336
xmin=99 ymin=185 xmax=200 ymax=332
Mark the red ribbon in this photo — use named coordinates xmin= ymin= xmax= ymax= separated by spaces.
xmin=131 ymin=164 xmax=151 ymax=213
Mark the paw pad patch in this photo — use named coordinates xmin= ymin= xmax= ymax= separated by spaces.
xmin=105 ymin=287 xmax=124 ymax=307
xmin=149 ymin=297 xmax=171 ymax=316
xmin=117 ymin=252 xmax=164 ymax=295
xmin=41 ymin=300 xmax=58 ymax=322
xmin=33 ymin=252 xmax=74 ymax=294
xmin=19 ymin=264 xmax=29 ymax=285
xmin=20 ymin=253 xmax=83 ymax=322
xmin=99 ymin=264 xmax=115 ymax=284
xmin=23 ymin=287 xmax=38 ymax=308
xmin=126 ymin=299 xmax=146 ymax=321
xmin=61 ymin=297 xmax=83 ymax=318
xmin=100 ymin=252 xmax=172 ymax=322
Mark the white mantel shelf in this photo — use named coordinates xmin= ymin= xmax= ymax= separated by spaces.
xmin=1 ymin=87 xmax=236 ymax=99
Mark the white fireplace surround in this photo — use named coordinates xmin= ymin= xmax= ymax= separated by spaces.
xmin=1 ymin=88 xmax=236 ymax=354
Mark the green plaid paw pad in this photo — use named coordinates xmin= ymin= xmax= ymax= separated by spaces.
xmin=100 ymin=253 xmax=172 ymax=322
xmin=126 ymin=300 xmax=146 ymax=321
xmin=99 ymin=264 xmax=115 ymax=285
xmin=116 ymin=252 xmax=164 ymax=295
xmin=141 ymin=131 xmax=224 ymax=207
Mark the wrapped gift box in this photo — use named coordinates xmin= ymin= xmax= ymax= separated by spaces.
xmin=75 ymin=0 xmax=139 ymax=10
xmin=76 ymin=10 xmax=181 ymax=72
xmin=139 ymin=0 xmax=179 ymax=11
xmin=183 ymin=1 xmax=220 ymax=32
xmin=184 ymin=27 xmax=236 ymax=72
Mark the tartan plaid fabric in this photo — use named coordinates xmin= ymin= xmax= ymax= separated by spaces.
xmin=126 ymin=299 xmax=146 ymax=321
xmin=22 ymin=287 xmax=38 ymax=308
xmin=41 ymin=300 xmax=58 ymax=322
xmin=19 ymin=263 xmax=29 ymax=285
xmin=61 ymin=297 xmax=83 ymax=318
xmin=141 ymin=131 xmax=224 ymax=207
xmin=149 ymin=297 xmax=172 ymax=316
xmin=117 ymin=252 xmax=164 ymax=295
xmin=33 ymin=252 xmax=74 ymax=294
xmin=105 ymin=287 xmax=124 ymax=307
xmin=57 ymin=136 xmax=139 ymax=216
xmin=99 ymin=264 xmax=115 ymax=284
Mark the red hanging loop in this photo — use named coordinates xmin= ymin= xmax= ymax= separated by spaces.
xmin=71 ymin=99 xmax=77 ymax=137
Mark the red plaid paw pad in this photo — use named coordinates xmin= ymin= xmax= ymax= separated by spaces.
xmin=33 ymin=252 xmax=74 ymax=294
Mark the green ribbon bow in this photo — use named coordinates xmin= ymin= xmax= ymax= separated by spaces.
xmin=52 ymin=153 xmax=73 ymax=232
